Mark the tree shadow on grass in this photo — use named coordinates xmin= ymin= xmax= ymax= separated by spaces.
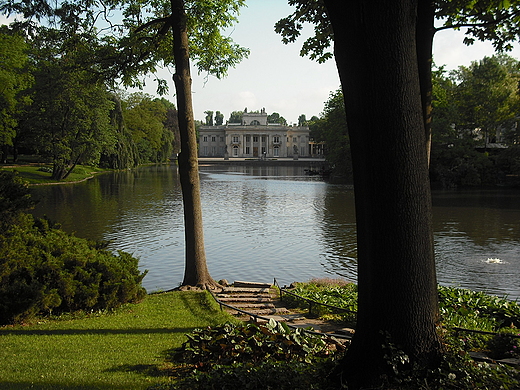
xmin=0 ymin=327 xmax=195 ymax=336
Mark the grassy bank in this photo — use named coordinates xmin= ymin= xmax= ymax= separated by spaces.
xmin=0 ymin=164 xmax=107 ymax=185
xmin=0 ymin=291 xmax=236 ymax=390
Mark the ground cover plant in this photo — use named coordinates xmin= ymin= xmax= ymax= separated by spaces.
xmin=192 ymin=278 xmax=518 ymax=389
xmin=0 ymin=291 xmax=236 ymax=389
xmin=155 ymin=319 xmax=346 ymax=390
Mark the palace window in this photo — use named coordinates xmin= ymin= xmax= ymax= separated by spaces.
xmin=253 ymin=136 xmax=259 ymax=143
xmin=203 ymin=136 xmax=208 ymax=142
xmin=211 ymin=136 xmax=216 ymax=142
xmin=273 ymin=136 xmax=280 ymax=144
xmin=233 ymin=145 xmax=239 ymax=156
xmin=245 ymin=146 xmax=250 ymax=155
xmin=274 ymin=146 xmax=279 ymax=157
xmin=246 ymin=135 xmax=251 ymax=142
xmin=232 ymin=136 xmax=239 ymax=143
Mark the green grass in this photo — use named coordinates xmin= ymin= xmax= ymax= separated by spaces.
xmin=0 ymin=164 xmax=106 ymax=185
xmin=0 ymin=291 xmax=237 ymax=390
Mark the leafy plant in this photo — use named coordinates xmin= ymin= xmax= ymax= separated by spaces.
xmin=283 ymin=279 xmax=358 ymax=319
xmin=172 ymin=319 xmax=345 ymax=369
xmin=486 ymin=332 xmax=520 ymax=360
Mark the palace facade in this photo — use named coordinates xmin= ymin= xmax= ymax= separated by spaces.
xmin=198 ymin=109 xmax=311 ymax=158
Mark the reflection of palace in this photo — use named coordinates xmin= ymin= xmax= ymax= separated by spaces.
xmin=198 ymin=108 xmax=310 ymax=158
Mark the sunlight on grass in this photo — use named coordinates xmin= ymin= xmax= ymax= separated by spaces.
xmin=0 ymin=291 xmax=236 ymax=389
xmin=0 ymin=164 xmax=106 ymax=185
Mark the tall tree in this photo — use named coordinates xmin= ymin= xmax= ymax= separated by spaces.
xmin=275 ymin=0 xmax=520 ymax=163
xmin=297 ymin=113 xmax=307 ymax=126
xmin=277 ymin=1 xmax=520 ymax=386
xmin=228 ymin=110 xmax=243 ymax=123
xmin=20 ymin=29 xmax=115 ymax=180
xmin=204 ymin=110 xmax=214 ymax=126
xmin=321 ymin=2 xmax=441 ymax=387
xmin=214 ymin=111 xmax=224 ymax=126
xmin=267 ymin=112 xmax=287 ymax=125
xmin=0 ymin=27 xmax=32 ymax=163
xmin=310 ymin=89 xmax=352 ymax=180
xmin=1 ymin=0 xmax=248 ymax=289
xmin=452 ymin=55 xmax=520 ymax=147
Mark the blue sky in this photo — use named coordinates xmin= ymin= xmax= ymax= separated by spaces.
xmin=168 ymin=1 xmax=520 ymax=124
xmin=3 ymin=1 xmax=520 ymax=124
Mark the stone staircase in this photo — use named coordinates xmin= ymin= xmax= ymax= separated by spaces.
xmin=213 ymin=280 xmax=355 ymax=339
xmin=215 ymin=281 xmax=291 ymax=319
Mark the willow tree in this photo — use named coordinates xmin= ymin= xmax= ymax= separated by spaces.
xmin=1 ymin=0 xmax=249 ymax=289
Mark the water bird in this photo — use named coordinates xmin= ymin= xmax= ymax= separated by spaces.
xmin=485 ymin=258 xmax=504 ymax=264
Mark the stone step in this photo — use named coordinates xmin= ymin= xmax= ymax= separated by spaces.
xmin=217 ymin=297 xmax=272 ymax=303
xmin=228 ymin=302 xmax=275 ymax=309
xmin=228 ymin=307 xmax=291 ymax=316
xmin=216 ymin=293 xmax=270 ymax=299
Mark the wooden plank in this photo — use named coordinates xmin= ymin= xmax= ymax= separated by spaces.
xmin=221 ymin=287 xmax=271 ymax=293
xmin=233 ymin=281 xmax=272 ymax=289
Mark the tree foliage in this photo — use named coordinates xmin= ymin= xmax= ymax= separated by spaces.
xmin=430 ymin=55 xmax=520 ymax=187
xmin=267 ymin=112 xmax=287 ymax=125
xmin=310 ymin=89 xmax=352 ymax=181
xmin=214 ymin=110 xmax=224 ymax=126
xmin=275 ymin=0 xmax=520 ymax=66
xmin=0 ymin=27 xmax=32 ymax=162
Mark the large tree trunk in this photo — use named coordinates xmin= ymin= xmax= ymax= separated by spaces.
xmin=323 ymin=0 xmax=441 ymax=387
xmin=170 ymin=0 xmax=218 ymax=289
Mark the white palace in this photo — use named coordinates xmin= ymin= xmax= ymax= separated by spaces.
xmin=198 ymin=108 xmax=311 ymax=158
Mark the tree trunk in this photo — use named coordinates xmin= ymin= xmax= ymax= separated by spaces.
xmin=322 ymin=0 xmax=442 ymax=387
xmin=416 ymin=0 xmax=436 ymax=165
xmin=170 ymin=0 xmax=219 ymax=289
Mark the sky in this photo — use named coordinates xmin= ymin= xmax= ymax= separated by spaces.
xmin=3 ymin=1 xmax=520 ymax=124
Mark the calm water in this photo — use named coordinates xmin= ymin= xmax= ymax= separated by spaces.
xmin=30 ymin=164 xmax=520 ymax=300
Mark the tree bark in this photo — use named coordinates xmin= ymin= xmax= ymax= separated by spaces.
xmin=170 ymin=0 xmax=218 ymax=289
xmin=322 ymin=0 xmax=441 ymax=387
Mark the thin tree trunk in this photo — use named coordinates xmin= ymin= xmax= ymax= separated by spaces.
xmin=323 ymin=0 xmax=441 ymax=387
xmin=170 ymin=0 xmax=218 ymax=289
xmin=417 ymin=0 xmax=436 ymax=165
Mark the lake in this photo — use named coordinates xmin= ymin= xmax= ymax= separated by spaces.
xmin=30 ymin=164 xmax=520 ymax=300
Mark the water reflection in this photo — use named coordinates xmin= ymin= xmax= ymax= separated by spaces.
xmin=30 ymin=164 xmax=520 ymax=300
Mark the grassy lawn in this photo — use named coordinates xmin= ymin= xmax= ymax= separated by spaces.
xmin=0 ymin=291 xmax=236 ymax=390
xmin=0 ymin=163 xmax=106 ymax=185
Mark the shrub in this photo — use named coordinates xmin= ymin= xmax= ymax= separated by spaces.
xmin=0 ymin=214 xmax=147 ymax=325
xmin=0 ymin=171 xmax=35 ymax=233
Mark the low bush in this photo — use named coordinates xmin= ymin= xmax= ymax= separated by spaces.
xmin=172 ymin=319 xmax=345 ymax=368
xmin=158 ymin=319 xmax=345 ymax=390
xmin=0 ymin=214 xmax=147 ymax=325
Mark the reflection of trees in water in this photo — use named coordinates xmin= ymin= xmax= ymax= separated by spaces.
xmin=318 ymin=185 xmax=358 ymax=280
xmin=432 ymin=190 xmax=520 ymax=247
xmin=30 ymin=165 xmax=183 ymax=241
